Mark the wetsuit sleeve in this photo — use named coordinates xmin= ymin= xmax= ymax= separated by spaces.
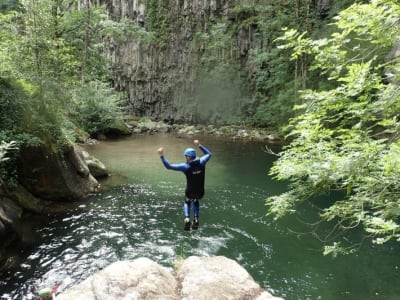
xmin=199 ymin=145 xmax=212 ymax=165
xmin=160 ymin=156 xmax=188 ymax=171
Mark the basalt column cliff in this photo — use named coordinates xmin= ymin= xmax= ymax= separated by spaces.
xmin=103 ymin=0 xmax=237 ymax=124
xmin=102 ymin=0 xmax=334 ymax=124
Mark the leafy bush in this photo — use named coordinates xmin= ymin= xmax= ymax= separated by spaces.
xmin=0 ymin=0 xmax=18 ymax=13
xmin=70 ymin=81 xmax=127 ymax=137
xmin=0 ymin=78 xmax=26 ymax=131
xmin=0 ymin=140 xmax=18 ymax=187
xmin=266 ymin=0 xmax=400 ymax=255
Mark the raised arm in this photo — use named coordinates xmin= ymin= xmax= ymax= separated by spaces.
xmin=194 ymin=140 xmax=211 ymax=164
xmin=157 ymin=147 xmax=187 ymax=171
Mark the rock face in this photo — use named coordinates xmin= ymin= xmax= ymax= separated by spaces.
xmin=178 ymin=256 xmax=279 ymax=300
xmin=106 ymin=0 xmax=227 ymax=123
xmin=57 ymin=256 xmax=283 ymax=300
xmin=1 ymin=142 xmax=101 ymax=241
xmin=0 ymin=142 xmax=108 ymax=271
xmin=16 ymin=143 xmax=99 ymax=201
xmin=104 ymin=0 xmax=337 ymax=123
xmin=0 ymin=197 xmax=22 ymax=240
xmin=80 ymin=149 xmax=109 ymax=179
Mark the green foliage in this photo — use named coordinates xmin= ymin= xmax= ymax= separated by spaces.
xmin=0 ymin=1 xmax=134 ymax=188
xmin=0 ymin=131 xmax=42 ymax=188
xmin=0 ymin=0 xmax=132 ymax=135
xmin=0 ymin=141 xmax=18 ymax=186
xmin=0 ymin=1 xmax=133 ymax=85
xmin=143 ymin=0 xmax=170 ymax=48
xmin=0 ymin=127 xmax=43 ymax=187
xmin=70 ymin=81 xmax=127 ymax=137
xmin=266 ymin=0 xmax=400 ymax=254
xmin=12 ymin=1 xmax=111 ymax=84
xmin=0 ymin=77 xmax=43 ymax=143
xmin=102 ymin=17 xmax=155 ymax=44
xmin=0 ymin=78 xmax=26 ymax=131
xmin=245 ymin=46 xmax=303 ymax=127
xmin=230 ymin=0 xmax=319 ymax=127
xmin=0 ymin=12 xmax=19 ymax=78
xmin=0 ymin=0 xmax=18 ymax=13
xmin=0 ymin=76 xmax=63 ymax=147
xmin=194 ymin=22 xmax=235 ymax=65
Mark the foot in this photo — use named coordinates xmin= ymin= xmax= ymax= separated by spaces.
xmin=191 ymin=218 xmax=199 ymax=230
xmin=184 ymin=217 xmax=191 ymax=231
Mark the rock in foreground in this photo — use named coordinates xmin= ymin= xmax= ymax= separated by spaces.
xmin=57 ymin=256 xmax=283 ymax=300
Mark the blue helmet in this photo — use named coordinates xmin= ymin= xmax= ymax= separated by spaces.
xmin=183 ymin=148 xmax=196 ymax=158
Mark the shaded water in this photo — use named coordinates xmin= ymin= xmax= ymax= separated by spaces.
xmin=1 ymin=133 xmax=400 ymax=299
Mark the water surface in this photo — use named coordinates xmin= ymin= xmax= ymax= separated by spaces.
xmin=1 ymin=133 xmax=399 ymax=299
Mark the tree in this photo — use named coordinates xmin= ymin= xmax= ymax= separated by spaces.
xmin=0 ymin=0 xmax=137 ymax=142
xmin=231 ymin=0 xmax=319 ymax=127
xmin=187 ymin=0 xmax=321 ymax=127
xmin=0 ymin=0 xmax=18 ymax=13
xmin=266 ymin=0 xmax=400 ymax=256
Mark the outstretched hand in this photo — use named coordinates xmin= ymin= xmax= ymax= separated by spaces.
xmin=157 ymin=147 xmax=164 ymax=156
xmin=194 ymin=140 xmax=200 ymax=147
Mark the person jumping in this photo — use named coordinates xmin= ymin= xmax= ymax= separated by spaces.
xmin=157 ymin=139 xmax=212 ymax=230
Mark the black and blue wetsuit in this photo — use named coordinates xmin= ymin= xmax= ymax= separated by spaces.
xmin=160 ymin=145 xmax=212 ymax=219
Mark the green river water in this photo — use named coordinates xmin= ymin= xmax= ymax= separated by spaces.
xmin=1 ymin=133 xmax=399 ymax=299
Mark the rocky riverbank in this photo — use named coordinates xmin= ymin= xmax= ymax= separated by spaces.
xmin=0 ymin=144 xmax=109 ymax=273
xmin=121 ymin=117 xmax=283 ymax=144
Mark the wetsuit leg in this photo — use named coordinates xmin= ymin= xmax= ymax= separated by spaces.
xmin=193 ymin=199 xmax=199 ymax=218
xmin=191 ymin=199 xmax=200 ymax=230
xmin=183 ymin=199 xmax=192 ymax=231
xmin=184 ymin=199 xmax=191 ymax=218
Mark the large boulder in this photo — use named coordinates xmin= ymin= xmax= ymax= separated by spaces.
xmin=16 ymin=143 xmax=99 ymax=201
xmin=56 ymin=258 xmax=178 ymax=300
xmin=57 ymin=256 xmax=283 ymax=300
xmin=80 ymin=149 xmax=109 ymax=179
xmin=178 ymin=256 xmax=278 ymax=300
xmin=0 ymin=196 xmax=22 ymax=240
xmin=4 ymin=184 xmax=77 ymax=214
xmin=0 ymin=142 xmax=108 ymax=273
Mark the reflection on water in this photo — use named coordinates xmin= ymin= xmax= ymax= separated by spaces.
xmin=1 ymin=134 xmax=400 ymax=300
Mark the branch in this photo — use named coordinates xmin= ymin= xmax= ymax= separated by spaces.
xmin=263 ymin=145 xmax=280 ymax=156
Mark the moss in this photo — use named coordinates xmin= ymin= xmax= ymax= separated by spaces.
xmin=144 ymin=0 xmax=171 ymax=49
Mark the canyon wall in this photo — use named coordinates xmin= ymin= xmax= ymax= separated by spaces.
xmin=103 ymin=0 xmax=335 ymax=123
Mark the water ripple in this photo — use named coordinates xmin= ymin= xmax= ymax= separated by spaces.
xmin=2 ymin=136 xmax=400 ymax=300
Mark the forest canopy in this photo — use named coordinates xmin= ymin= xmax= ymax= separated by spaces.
xmin=266 ymin=0 xmax=400 ymax=256
xmin=0 ymin=0 xmax=130 ymax=144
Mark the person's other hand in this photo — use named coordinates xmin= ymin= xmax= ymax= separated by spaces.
xmin=157 ymin=147 xmax=164 ymax=156
xmin=193 ymin=140 xmax=200 ymax=147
